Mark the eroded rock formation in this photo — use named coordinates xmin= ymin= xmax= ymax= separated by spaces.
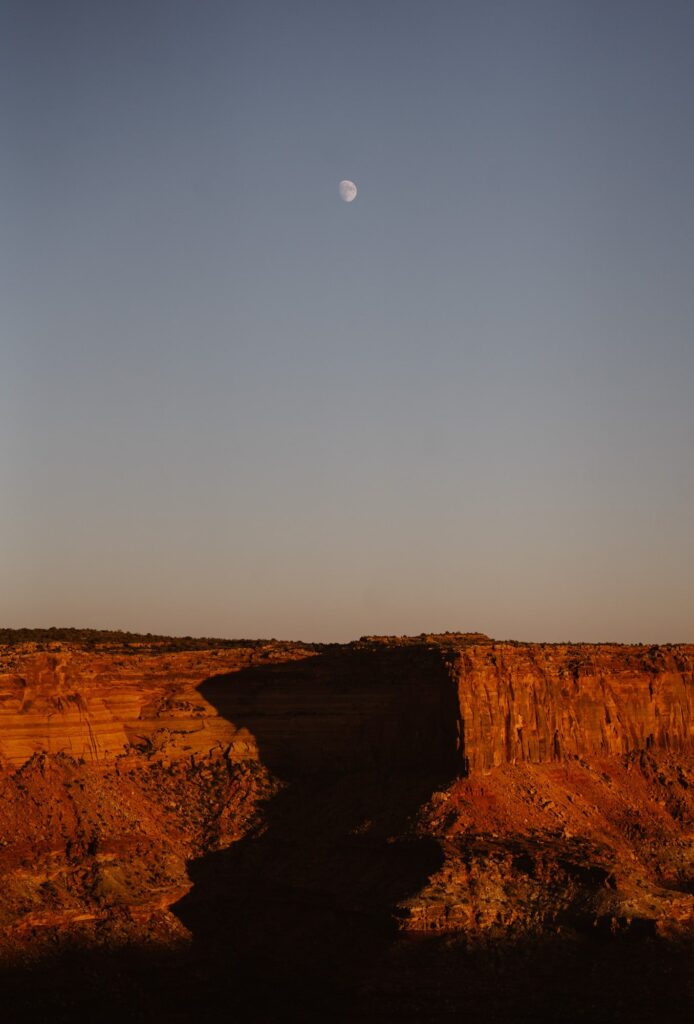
xmin=454 ymin=641 xmax=694 ymax=769
xmin=0 ymin=629 xmax=692 ymax=1021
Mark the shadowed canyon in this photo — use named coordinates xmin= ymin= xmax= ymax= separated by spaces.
xmin=1 ymin=628 xmax=693 ymax=1022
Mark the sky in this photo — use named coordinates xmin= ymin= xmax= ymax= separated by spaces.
xmin=2 ymin=0 xmax=693 ymax=643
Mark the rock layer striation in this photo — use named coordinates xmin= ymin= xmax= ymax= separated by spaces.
xmin=1 ymin=633 xmax=692 ymax=773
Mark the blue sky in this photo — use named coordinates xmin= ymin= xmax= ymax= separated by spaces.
xmin=2 ymin=1 xmax=693 ymax=641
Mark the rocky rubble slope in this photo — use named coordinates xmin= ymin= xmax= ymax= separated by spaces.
xmin=0 ymin=628 xmax=692 ymax=1022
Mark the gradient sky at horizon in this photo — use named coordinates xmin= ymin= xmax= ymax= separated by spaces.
xmin=2 ymin=0 xmax=693 ymax=643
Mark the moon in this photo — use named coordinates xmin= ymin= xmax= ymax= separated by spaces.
xmin=339 ymin=179 xmax=357 ymax=203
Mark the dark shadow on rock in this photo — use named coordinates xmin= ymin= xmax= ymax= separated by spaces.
xmin=171 ymin=645 xmax=463 ymax=1018
xmin=193 ymin=644 xmax=465 ymax=777
xmin=4 ymin=919 xmax=694 ymax=1023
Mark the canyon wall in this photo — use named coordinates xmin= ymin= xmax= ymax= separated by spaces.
xmin=0 ymin=643 xmax=301 ymax=767
xmin=0 ymin=636 xmax=692 ymax=772
xmin=0 ymin=642 xmax=459 ymax=772
xmin=453 ymin=642 xmax=694 ymax=771
xmin=1 ymin=632 xmax=693 ymax=1021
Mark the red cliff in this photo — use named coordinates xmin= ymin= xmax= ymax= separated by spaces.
xmin=0 ymin=630 xmax=692 ymax=1021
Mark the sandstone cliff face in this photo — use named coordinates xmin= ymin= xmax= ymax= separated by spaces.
xmin=0 ymin=643 xmax=311 ymax=767
xmin=453 ymin=642 xmax=694 ymax=771
xmin=0 ymin=631 xmax=693 ymax=1022
xmin=2 ymin=635 xmax=691 ymax=774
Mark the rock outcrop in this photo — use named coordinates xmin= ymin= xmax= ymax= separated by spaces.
xmin=2 ymin=634 xmax=691 ymax=773
xmin=0 ymin=629 xmax=692 ymax=1022
xmin=454 ymin=641 xmax=694 ymax=770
